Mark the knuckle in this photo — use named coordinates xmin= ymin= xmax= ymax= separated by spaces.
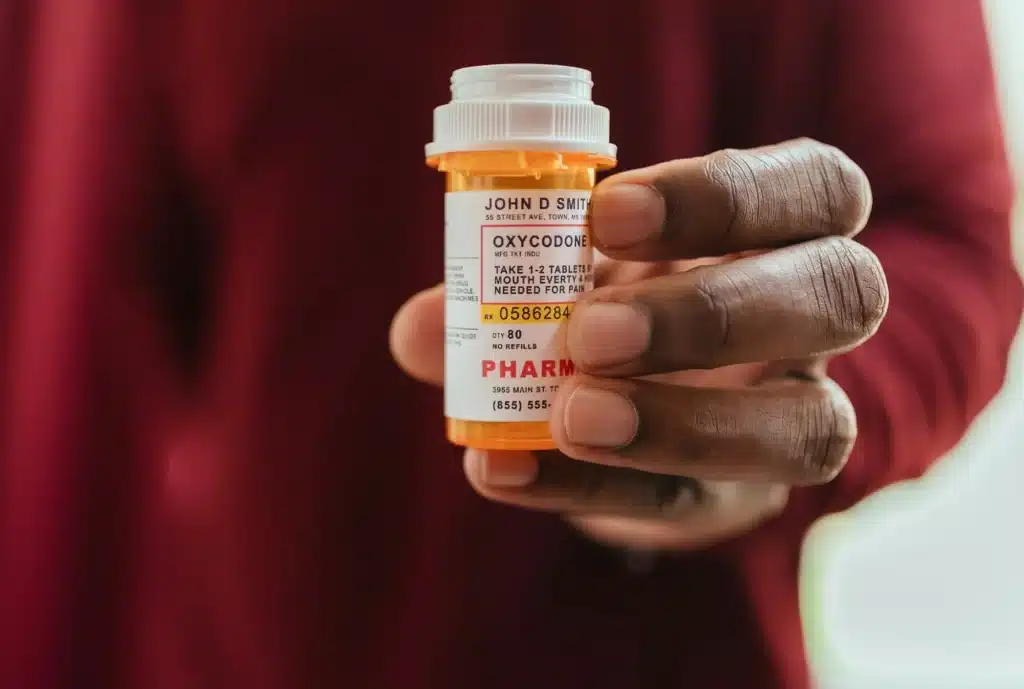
xmin=702 ymin=148 xmax=761 ymax=239
xmin=793 ymin=382 xmax=857 ymax=483
xmin=797 ymin=140 xmax=872 ymax=236
xmin=687 ymin=270 xmax=735 ymax=364
xmin=670 ymin=402 xmax=722 ymax=463
xmin=803 ymin=237 xmax=889 ymax=347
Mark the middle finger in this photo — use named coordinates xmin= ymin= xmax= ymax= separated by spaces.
xmin=565 ymin=236 xmax=888 ymax=377
xmin=550 ymin=373 xmax=857 ymax=486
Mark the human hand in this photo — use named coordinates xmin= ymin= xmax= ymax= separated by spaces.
xmin=391 ymin=138 xmax=888 ymax=551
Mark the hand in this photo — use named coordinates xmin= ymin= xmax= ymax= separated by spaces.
xmin=391 ymin=138 xmax=888 ymax=551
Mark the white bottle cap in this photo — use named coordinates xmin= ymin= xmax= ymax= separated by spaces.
xmin=426 ymin=64 xmax=616 ymax=159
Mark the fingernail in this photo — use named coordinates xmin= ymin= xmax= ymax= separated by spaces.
xmin=591 ymin=183 xmax=665 ymax=249
xmin=568 ymin=303 xmax=650 ymax=369
xmin=466 ymin=449 xmax=538 ymax=488
xmin=563 ymin=388 xmax=639 ymax=448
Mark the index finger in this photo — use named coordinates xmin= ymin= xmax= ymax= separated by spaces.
xmin=590 ymin=138 xmax=873 ymax=262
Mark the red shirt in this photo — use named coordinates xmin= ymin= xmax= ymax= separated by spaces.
xmin=1 ymin=1 xmax=1020 ymax=687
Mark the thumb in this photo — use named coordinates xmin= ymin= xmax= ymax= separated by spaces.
xmin=390 ymin=283 xmax=445 ymax=386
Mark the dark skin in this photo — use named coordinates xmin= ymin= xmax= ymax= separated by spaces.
xmin=391 ymin=138 xmax=888 ymax=551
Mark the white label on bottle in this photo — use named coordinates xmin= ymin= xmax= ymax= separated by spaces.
xmin=444 ymin=190 xmax=594 ymax=422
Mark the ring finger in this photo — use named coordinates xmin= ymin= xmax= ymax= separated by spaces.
xmin=550 ymin=373 xmax=857 ymax=486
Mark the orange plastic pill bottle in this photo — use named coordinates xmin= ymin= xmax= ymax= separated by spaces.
xmin=426 ymin=64 xmax=617 ymax=451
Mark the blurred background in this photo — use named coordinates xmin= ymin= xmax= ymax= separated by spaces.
xmin=803 ymin=1 xmax=1024 ymax=686
xmin=0 ymin=3 xmax=1019 ymax=688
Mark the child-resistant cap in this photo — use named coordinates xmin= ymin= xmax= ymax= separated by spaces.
xmin=426 ymin=64 xmax=616 ymax=158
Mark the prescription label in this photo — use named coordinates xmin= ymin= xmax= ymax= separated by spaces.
xmin=444 ymin=190 xmax=594 ymax=422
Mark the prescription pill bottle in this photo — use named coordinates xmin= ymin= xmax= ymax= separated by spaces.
xmin=426 ymin=64 xmax=617 ymax=451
